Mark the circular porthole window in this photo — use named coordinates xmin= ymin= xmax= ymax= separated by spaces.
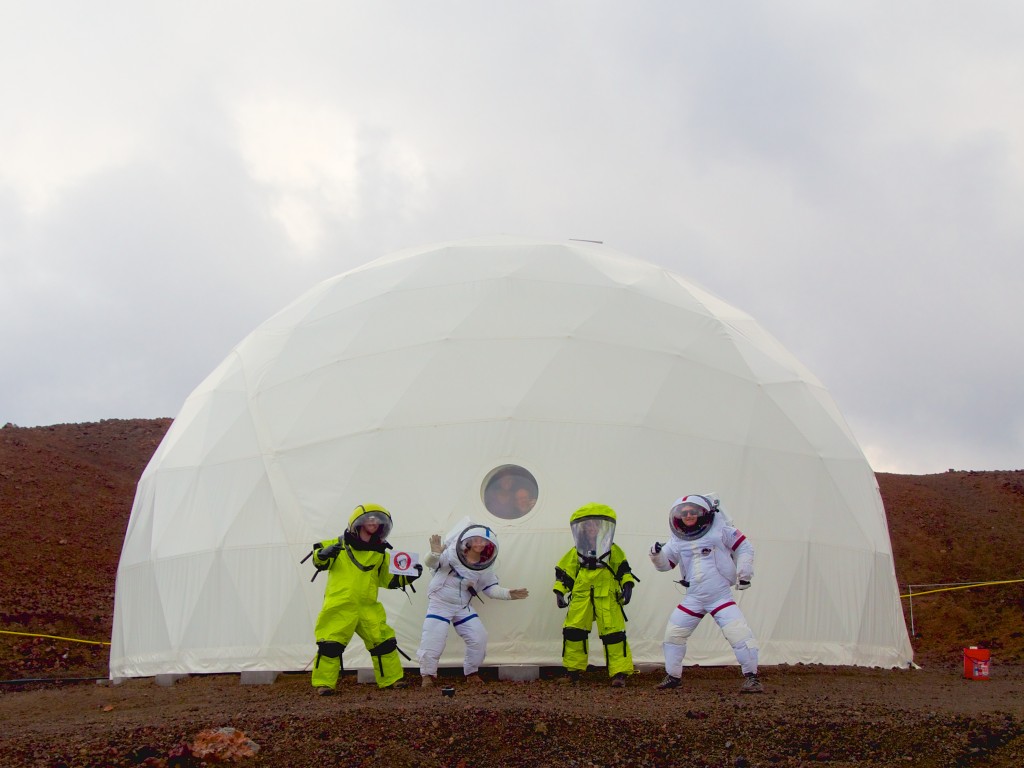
xmin=482 ymin=465 xmax=538 ymax=520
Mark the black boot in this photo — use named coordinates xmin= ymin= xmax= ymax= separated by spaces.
xmin=740 ymin=673 xmax=764 ymax=694
xmin=656 ymin=674 xmax=681 ymax=690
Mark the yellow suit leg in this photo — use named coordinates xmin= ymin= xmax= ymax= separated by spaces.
xmin=354 ymin=602 xmax=404 ymax=688
xmin=595 ymin=596 xmax=633 ymax=677
xmin=311 ymin=604 xmax=359 ymax=690
xmin=561 ymin=593 xmax=595 ymax=672
xmin=311 ymin=653 xmax=341 ymax=689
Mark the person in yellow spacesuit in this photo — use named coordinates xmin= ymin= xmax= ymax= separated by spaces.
xmin=308 ymin=503 xmax=421 ymax=695
xmin=552 ymin=503 xmax=638 ymax=687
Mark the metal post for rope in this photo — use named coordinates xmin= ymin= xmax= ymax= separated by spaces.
xmin=908 ymin=584 xmax=914 ymax=636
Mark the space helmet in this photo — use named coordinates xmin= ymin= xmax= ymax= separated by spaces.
xmin=669 ymin=494 xmax=717 ymax=541
xmin=569 ymin=503 xmax=617 ymax=564
xmin=346 ymin=504 xmax=393 ymax=547
xmin=456 ymin=524 xmax=499 ymax=571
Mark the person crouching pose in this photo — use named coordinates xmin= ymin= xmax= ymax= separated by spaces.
xmin=308 ymin=504 xmax=421 ymax=695
xmin=649 ymin=493 xmax=763 ymax=693
xmin=417 ymin=523 xmax=528 ymax=686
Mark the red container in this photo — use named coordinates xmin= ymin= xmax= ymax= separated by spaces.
xmin=963 ymin=647 xmax=990 ymax=680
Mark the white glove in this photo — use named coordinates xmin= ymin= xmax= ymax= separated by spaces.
xmin=649 ymin=542 xmax=664 ymax=564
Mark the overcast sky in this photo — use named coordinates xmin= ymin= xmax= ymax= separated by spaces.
xmin=2 ymin=2 xmax=1021 ymax=474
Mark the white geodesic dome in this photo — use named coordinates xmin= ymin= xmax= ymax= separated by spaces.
xmin=110 ymin=236 xmax=913 ymax=678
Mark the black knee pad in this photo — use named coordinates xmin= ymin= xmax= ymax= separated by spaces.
xmin=316 ymin=640 xmax=346 ymax=658
xmin=563 ymin=627 xmax=589 ymax=642
xmin=369 ymin=637 xmax=398 ymax=657
xmin=600 ymin=631 xmax=626 ymax=646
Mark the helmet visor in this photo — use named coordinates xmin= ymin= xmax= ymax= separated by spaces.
xmin=570 ymin=515 xmax=616 ymax=559
xmin=669 ymin=501 xmax=712 ymax=540
xmin=456 ymin=525 xmax=498 ymax=570
xmin=350 ymin=510 xmax=393 ymax=543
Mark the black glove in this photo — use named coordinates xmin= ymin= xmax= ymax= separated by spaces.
xmin=737 ymin=579 xmax=751 ymax=591
xmin=318 ymin=543 xmax=342 ymax=561
xmin=408 ymin=563 xmax=423 ymax=582
xmin=555 ymin=591 xmax=569 ymax=609
xmin=620 ymin=583 xmax=633 ymax=605
xmin=653 ymin=542 xmax=663 ymax=553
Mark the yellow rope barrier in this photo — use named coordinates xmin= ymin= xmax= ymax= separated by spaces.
xmin=0 ymin=629 xmax=110 ymax=647
xmin=900 ymin=578 xmax=1024 ymax=599
xmin=4 ymin=582 xmax=1017 ymax=649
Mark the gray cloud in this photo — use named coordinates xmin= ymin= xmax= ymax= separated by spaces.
xmin=1 ymin=2 xmax=1022 ymax=473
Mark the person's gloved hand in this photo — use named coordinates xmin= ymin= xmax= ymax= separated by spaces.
xmin=408 ymin=563 xmax=423 ymax=582
xmin=737 ymin=579 xmax=752 ymax=590
xmin=651 ymin=541 xmax=663 ymax=554
xmin=429 ymin=534 xmax=443 ymax=554
xmin=318 ymin=543 xmax=342 ymax=560
xmin=555 ymin=591 xmax=569 ymax=609
xmin=620 ymin=583 xmax=633 ymax=605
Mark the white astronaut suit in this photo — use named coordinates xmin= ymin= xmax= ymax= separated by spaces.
xmin=416 ymin=524 xmax=518 ymax=679
xmin=650 ymin=494 xmax=763 ymax=692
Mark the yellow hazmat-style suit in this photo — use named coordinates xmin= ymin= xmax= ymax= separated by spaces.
xmin=552 ymin=503 xmax=637 ymax=680
xmin=309 ymin=504 xmax=420 ymax=691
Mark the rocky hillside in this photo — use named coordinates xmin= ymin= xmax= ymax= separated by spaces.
xmin=878 ymin=469 xmax=1024 ymax=663
xmin=1 ymin=419 xmax=1021 ymax=678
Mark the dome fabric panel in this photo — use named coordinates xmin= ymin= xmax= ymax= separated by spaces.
xmin=110 ymin=235 xmax=912 ymax=678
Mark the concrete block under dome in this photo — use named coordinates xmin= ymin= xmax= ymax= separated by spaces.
xmin=240 ymin=671 xmax=279 ymax=685
xmin=498 ymin=665 xmax=540 ymax=682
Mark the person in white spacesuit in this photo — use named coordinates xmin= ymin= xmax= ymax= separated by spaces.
xmin=417 ymin=523 xmax=528 ymax=686
xmin=649 ymin=493 xmax=764 ymax=693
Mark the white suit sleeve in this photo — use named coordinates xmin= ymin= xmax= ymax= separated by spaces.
xmin=650 ymin=539 xmax=678 ymax=572
xmin=725 ymin=527 xmax=754 ymax=581
xmin=423 ymin=550 xmax=442 ymax=571
xmin=481 ymin=582 xmax=512 ymax=600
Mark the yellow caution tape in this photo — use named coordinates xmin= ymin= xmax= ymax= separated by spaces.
xmin=901 ymin=578 xmax=1024 ymax=599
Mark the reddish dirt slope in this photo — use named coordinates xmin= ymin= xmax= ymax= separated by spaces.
xmin=878 ymin=470 xmax=1024 ymax=664
xmin=0 ymin=420 xmax=170 ymax=677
